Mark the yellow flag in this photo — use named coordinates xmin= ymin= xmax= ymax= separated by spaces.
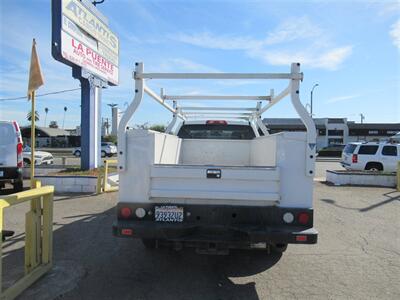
xmin=27 ymin=38 xmax=44 ymax=99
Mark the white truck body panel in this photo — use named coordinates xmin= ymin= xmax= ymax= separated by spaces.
xmin=119 ymin=129 xmax=312 ymax=208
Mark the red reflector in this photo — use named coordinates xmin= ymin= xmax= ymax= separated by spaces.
xmin=121 ymin=228 xmax=133 ymax=236
xmin=296 ymin=235 xmax=307 ymax=242
xmin=120 ymin=207 xmax=132 ymax=219
xmin=206 ymin=120 xmax=227 ymax=125
xmin=352 ymin=154 xmax=358 ymax=163
xmin=298 ymin=212 xmax=310 ymax=225
xmin=17 ymin=143 xmax=23 ymax=168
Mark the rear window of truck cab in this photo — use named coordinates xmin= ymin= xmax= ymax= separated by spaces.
xmin=178 ymin=124 xmax=256 ymax=140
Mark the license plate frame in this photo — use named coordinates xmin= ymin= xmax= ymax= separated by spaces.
xmin=155 ymin=205 xmax=184 ymax=223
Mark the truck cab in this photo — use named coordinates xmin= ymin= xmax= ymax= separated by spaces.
xmin=113 ymin=62 xmax=318 ymax=254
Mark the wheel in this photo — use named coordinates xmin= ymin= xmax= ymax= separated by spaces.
xmin=101 ymin=151 xmax=106 ymax=158
xmin=23 ymin=158 xmax=31 ymax=167
xmin=365 ymin=162 xmax=383 ymax=172
xmin=141 ymin=239 xmax=156 ymax=249
xmin=270 ymin=243 xmax=288 ymax=253
xmin=74 ymin=150 xmax=81 ymax=157
xmin=13 ymin=179 xmax=23 ymax=193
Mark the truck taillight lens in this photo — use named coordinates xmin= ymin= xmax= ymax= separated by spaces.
xmin=298 ymin=212 xmax=310 ymax=225
xmin=121 ymin=228 xmax=133 ymax=236
xmin=17 ymin=143 xmax=23 ymax=168
xmin=352 ymin=154 xmax=358 ymax=163
xmin=120 ymin=207 xmax=132 ymax=219
xmin=296 ymin=235 xmax=307 ymax=242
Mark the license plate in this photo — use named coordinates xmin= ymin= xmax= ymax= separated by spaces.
xmin=155 ymin=206 xmax=184 ymax=222
xmin=0 ymin=171 xmax=3 ymax=177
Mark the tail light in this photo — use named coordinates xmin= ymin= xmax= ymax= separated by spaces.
xmin=120 ymin=207 xmax=132 ymax=219
xmin=206 ymin=120 xmax=227 ymax=125
xmin=17 ymin=143 xmax=23 ymax=168
xmin=352 ymin=154 xmax=358 ymax=163
xmin=298 ymin=212 xmax=310 ymax=225
xmin=296 ymin=235 xmax=307 ymax=242
xmin=13 ymin=121 xmax=23 ymax=168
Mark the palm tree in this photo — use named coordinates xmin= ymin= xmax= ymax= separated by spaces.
xmin=27 ymin=110 xmax=39 ymax=122
xmin=62 ymin=106 xmax=68 ymax=129
xmin=44 ymin=107 xmax=49 ymax=127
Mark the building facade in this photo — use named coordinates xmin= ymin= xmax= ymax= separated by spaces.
xmin=21 ymin=126 xmax=80 ymax=147
xmin=262 ymin=118 xmax=400 ymax=150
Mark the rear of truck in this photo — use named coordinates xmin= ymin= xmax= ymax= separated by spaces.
xmin=113 ymin=62 xmax=318 ymax=254
xmin=0 ymin=121 xmax=24 ymax=192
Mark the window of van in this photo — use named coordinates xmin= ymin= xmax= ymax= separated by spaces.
xmin=382 ymin=146 xmax=397 ymax=156
xmin=0 ymin=123 xmax=15 ymax=145
xmin=358 ymin=145 xmax=379 ymax=155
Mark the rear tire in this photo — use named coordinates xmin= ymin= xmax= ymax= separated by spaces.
xmin=141 ymin=239 xmax=156 ymax=249
xmin=270 ymin=243 xmax=288 ymax=253
xmin=13 ymin=180 xmax=23 ymax=193
xmin=365 ymin=162 xmax=383 ymax=172
xmin=101 ymin=151 xmax=106 ymax=158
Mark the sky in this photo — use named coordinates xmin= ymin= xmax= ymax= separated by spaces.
xmin=0 ymin=0 xmax=399 ymax=130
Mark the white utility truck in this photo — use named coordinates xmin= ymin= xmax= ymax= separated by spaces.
xmin=113 ymin=62 xmax=318 ymax=254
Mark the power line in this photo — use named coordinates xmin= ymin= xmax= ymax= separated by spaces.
xmin=0 ymin=88 xmax=81 ymax=101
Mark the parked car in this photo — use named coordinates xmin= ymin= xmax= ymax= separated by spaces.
xmin=22 ymin=145 xmax=54 ymax=166
xmin=341 ymin=142 xmax=399 ymax=172
xmin=317 ymin=144 xmax=345 ymax=157
xmin=0 ymin=121 xmax=24 ymax=192
xmin=72 ymin=142 xmax=117 ymax=157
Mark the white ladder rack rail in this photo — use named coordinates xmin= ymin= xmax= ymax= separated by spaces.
xmin=118 ymin=62 xmax=316 ymax=177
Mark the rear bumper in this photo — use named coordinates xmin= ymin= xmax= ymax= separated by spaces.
xmin=113 ymin=220 xmax=318 ymax=244
xmin=112 ymin=203 xmax=318 ymax=245
xmin=340 ymin=161 xmax=352 ymax=169
xmin=0 ymin=167 xmax=22 ymax=182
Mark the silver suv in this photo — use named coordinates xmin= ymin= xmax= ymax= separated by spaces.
xmin=341 ymin=142 xmax=399 ymax=172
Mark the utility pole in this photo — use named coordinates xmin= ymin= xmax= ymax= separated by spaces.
xmin=310 ymin=83 xmax=319 ymax=117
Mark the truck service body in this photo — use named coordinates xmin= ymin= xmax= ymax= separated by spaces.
xmin=113 ymin=62 xmax=318 ymax=254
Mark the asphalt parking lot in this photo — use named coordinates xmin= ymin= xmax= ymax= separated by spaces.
xmin=2 ymin=163 xmax=399 ymax=300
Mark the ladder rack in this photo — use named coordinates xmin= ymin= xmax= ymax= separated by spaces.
xmin=117 ymin=62 xmax=317 ymax=177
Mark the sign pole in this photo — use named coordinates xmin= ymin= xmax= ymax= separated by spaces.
xmin=30 ymin=90 xmax=36 ymax=188
xmin=74 ymin=68 xmax=105 ymax=170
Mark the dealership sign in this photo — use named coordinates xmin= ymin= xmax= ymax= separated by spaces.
xmin=52 ymin=0 xmax=119 ymax=85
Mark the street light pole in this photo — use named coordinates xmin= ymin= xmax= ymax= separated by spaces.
xmin=310 ymin=83 xmax=319 ymax=117
xmin=360 ymin=113 xmax=365 ymax=124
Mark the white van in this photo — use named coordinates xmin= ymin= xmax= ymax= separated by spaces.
xmin=0 ymin=121 xmax=24 ymax=192
xmin=341 ymin=142 xmax=399 ymax=172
